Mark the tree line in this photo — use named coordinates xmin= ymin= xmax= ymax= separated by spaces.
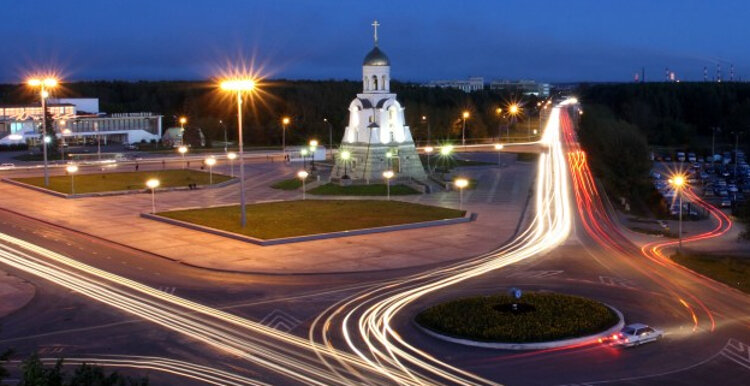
xmin=0 ymin=80 xmax=544 ymax=148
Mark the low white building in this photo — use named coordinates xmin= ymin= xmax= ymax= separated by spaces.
xmin=0 ymin=98 xmax=162 ymax=146
xmin=424 ymin=77 xmax=484 ymax=93
xmin=490 ymin=79 xmax=550 ymax=97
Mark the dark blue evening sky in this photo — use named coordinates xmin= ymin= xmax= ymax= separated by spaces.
xmin=3 ymin=0 xmax=748 ymax=83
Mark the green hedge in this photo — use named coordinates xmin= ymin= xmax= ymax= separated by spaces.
xmin=416 ymin=292 xmax=619 ymax=343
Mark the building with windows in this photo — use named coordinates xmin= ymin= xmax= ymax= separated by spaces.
xmin=424 ymin=77 xmax=485 ymax=93
xmin=0 ymin=98 xmax=162 ymax=146
xmin=489 ymin=79 xmax=551 ymax=97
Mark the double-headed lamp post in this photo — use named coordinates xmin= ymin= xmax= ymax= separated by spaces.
xmin=454 ymin=178 xmax=469 ymax=210
xmin=383 ymin=170 xmax=394 ymax=200
xmin=205 ymin=156 xmax=216 ymax=185
xmin=668 ymin=174 xmax=686 ymax=251
xmin=297 ymin=170 xmax=309 ymax=200
xmin=146 ymin=178 xmax=160 ymax=214
xmin=461 ymin=111 xmax=470 ymax=148
xmin=178 ymin=145 xmax=188 ymax=168
xmin=28 ymin=77 xmax=58 ymax=186
xmin=220 ymin=78 xmax=256 ymax=227
xmin=66 ymin=164 xmax=78 ymax=195
xmin=227 ymin=152 xmax=237 ymax=177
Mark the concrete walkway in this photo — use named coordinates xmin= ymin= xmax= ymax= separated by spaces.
xmin=0 ymin=154 xmax=533 ymax=274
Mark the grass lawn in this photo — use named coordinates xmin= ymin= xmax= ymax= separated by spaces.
xmin=13 ymin=169 xmax=231 ymax=194
xmin=270 ymin=177 xmax=312 ymax=191
xmin=416 ymin=292 xmax=619 ymax=343
xmin=307 ymin=183 xmax=419 ymax=196
xmin=672 ymin=252 xmax=750 ymax=294
xmin=158 ymin=200 xmax=465 ymax=239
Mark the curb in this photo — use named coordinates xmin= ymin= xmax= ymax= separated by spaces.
xmin=141 ymin=209 xmax=477 ymax=246
xmin=2 ymin=177 xmax=237 ymax=199
xmin=415 ymin=303 xmax=624 ymax=350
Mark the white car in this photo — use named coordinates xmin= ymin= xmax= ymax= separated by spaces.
xmin=0 ymin=162 xmax=15 ymax=169
xmin=600 ymin=323 xmax=663 ymax=347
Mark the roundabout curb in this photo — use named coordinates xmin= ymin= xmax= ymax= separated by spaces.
xmin=415 ymin=303 xmax=625 ymax=350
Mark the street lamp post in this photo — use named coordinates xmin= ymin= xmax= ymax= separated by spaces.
xmin=455 ymin=178 xmax=469 ymax=211
xmin=495 ymin=108 xmax=503 ymax=141
xmin=508 ymin=104 xmax=520 ymax=141
xmin=28 ymin=77 xmax=58 ymax=186
xmin=421 ymin=115 xmax=431 ymax=146
xmin=340 ymin=150 xmax=351 ymax=179
xmin=227 ymin=152 xmax=237 ymax=178
xmin=300 ymin=148 xmax=309 ymax=170
xmin=66 ymin=164 xmax=78 ymax=195
xmin=205 ymin=157 xmax=216 ymax=185
xmin=220 ymin=78 xmax=256 ymax=227
xmin=282 ymin=117 xmax=290 ymax=157
xmin=461 ymin=111 xmax=470 ymax=149
xmin=298 ymin=170 xmax=309 ymax=200
xmin=146 ymin=178 xmax=160 ymax=214
xmin=494 ymin=143 xmax=504 ymax=166
xmin=424 ymin=146 xmax=434 ymax=173
xmin=309 ymin=140 xmax=318 ymax=171
xmin=178 ymin=145 xmax=188 ymax=169
xmin=220 ymin=120 xmax=228 ymax=153
xmin=383 ymin=170 xmax=394 ymax=200
xmin=323 ymin=118 xmax=333 ymax=160
xmin=179 ymin=117 xmax=187 ymax=147
xmin=669 ymin=175 xmax=686 ymax=251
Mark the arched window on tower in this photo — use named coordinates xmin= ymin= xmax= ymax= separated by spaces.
xmin=372 ymin=75 xmax=379 ymax=90
xmin=364 ymin=76 xmax=369 ymax=91
xmin=382 ymin=75 xmax=387 ymax=91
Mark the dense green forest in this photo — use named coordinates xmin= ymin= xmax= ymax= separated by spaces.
xmin=579 ymin=82 xmax=750 ymax=216
xmin=0 ymin=80 xmax=542 ymax=147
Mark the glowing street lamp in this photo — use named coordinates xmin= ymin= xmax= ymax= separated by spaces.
xmin=383 ymin=170 xmax=394 ymax=200
xmin=454 ymin=178 xmax=469 ymax=210
xmin=424 ymin=146 xmax=434 ymax=173
xmin=668 ymin=174 xmax=687 ymax=251
xmin=309 ymin=139 xmax=318 ymax=171
xmin=495 ymin=107 xmax=504 ymax=140
xmin=508 ymin=103 xmax=521 ymax=140
xmin=178 ymin=145 xmax=188 ymax=169
xmin=461 ymin=111 xmax=470 ymax=148
xmin=421 ymin=115 xmax=431 ymax=145
xmin=227 ymin=151 xmax=237 ymax=177
xmin=28 ymin=76 xmax=59 ymax=186
xmin=179 ymin=117 xmax=187 ymax=146
xmin=282 ymin=117 xmax=290 ymax=156
xmin=297 ymin=170 xmax=309 ymax=200
xmin=146 ymin=178 xmax=160 ymax=214
xmin=300 ymin=148 xmax=309 ymax=170
xmin=205 ymin=156 xmax=216 ymax=185
xmin=440 ymin=145 xmax=453 ymax=157
xmin=66 ymin=164 xmax=78 ymax=195
xmin=220 ymin=76 xmax=256 ymax=227
xmin=340 ymin=150 xmax=351 ymax=179
xmin=494 ymin=143 xmax=504 ymax=165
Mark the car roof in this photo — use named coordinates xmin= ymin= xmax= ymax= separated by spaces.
xmin=625 ymin=323 xmax=649 ymax=329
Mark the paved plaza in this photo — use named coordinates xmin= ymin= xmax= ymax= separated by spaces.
xmin=0 ymin=153 xmax=533 ymax=274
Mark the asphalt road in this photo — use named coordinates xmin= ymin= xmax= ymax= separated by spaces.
xmin=0 ymin=106 xmax=749 ymax=385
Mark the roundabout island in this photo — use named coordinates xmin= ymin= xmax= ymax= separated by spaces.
xmin=415 ymin=291 xmax=623 ymax=350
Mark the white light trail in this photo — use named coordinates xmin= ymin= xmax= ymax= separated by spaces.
xmin=311 ymin=105 xmax=575 ymax=384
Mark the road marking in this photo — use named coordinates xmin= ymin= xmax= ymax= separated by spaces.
xmin=598 ymin=275 xmax=637 ymax=289
xmin=38 ymin=345 xmax=65 ymax=354
xmin=721 ymin=338 xmax=750 ymax=371
xmin=158 ymin=286 xmax=176 ymax=295
xmin=507 ymin=270 xmax=564 ymax=279
xmin=259 ymin=309 xmax=301 ymax=333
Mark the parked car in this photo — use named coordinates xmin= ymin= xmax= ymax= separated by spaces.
xmin=0 ymin=163 xmax=15 ymax=169
xmin=721 ymin=199 xmax=732 ymax=208
xmin=677 ymin=152 xmax=686 ymax=162
xmin=688 ymin=153 xmax=697 ymax=162
xmin=599 ymin=323 xmax=664 ymax=347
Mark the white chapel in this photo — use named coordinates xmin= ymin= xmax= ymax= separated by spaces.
xmin=331 ymin=20 xmax=427 ymax=183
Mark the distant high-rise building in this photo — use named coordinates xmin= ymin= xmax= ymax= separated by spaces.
xmin=488 ymin=79 xmax=550 ymax=97
xmin=424 ymin=77 xmax=484 ymax=93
